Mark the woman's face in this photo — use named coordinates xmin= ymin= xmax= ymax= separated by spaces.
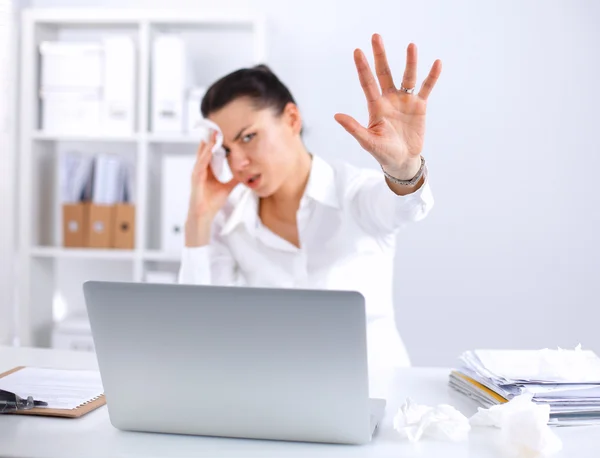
xmin=208 ymin=97 xmax=301 ymax=198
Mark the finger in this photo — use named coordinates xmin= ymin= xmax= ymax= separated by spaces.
xmin=418 ymin=59 xmax=442 ymax=100
xmin=334 ymin=113 xmax=372 ymax=150
xmin=353 ymin=49 xmax=380 ymax=104
xmin=401 ymin=43 xmax=418 ymax=91
xmin=192 ymin=143 xmax=211 ymax=184
xmin=372 ymin=34 xmax=395 ymax=94
xmin=198 ymin=130 xmax=217 ymax=159
xmin=195 ymin=141 xmax=212 ymax=170
xmin=208 ymin=129 xmax=218 ymax=149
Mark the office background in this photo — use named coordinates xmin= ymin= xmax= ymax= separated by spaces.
xmin=1 ymin=0 xmax=599 ymax=365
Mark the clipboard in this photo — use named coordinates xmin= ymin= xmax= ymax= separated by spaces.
xmin=0 ymin=366 xmax=106 ymax=418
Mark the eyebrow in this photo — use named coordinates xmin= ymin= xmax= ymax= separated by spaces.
xmin=232 ymin=125 xmax=252 ymax=142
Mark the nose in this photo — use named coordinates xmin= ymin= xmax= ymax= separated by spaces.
xmin=227 ymin=148 xmax=251 ymax=173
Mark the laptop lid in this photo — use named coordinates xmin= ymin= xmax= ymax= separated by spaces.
xmin=83 ymin=281 xmax=372 ymax=444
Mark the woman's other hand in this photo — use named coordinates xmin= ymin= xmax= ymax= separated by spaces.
xmin=185 ymin=131 xmax=238 ymax=247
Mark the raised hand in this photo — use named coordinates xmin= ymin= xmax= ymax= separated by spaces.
xmin=335 ymin=34 xmax=442 ymax=182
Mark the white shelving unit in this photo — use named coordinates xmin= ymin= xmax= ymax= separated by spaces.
xmin=17 ymin=8 xmax=266 ymax=347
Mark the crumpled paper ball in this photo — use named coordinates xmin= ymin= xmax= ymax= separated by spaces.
xmin=471 ymin=394 xmax=562 ymax=457
xmin=393 ymin=398 xmax=471 ymax=442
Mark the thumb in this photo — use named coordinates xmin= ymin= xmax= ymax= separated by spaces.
xmin=334 ymin=113 xmax=371 ymax=149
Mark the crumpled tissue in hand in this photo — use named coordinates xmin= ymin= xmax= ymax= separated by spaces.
xmin=471 ymin=394 xmax=562 ymax=456
xmin=393 ymin=398 xmax=471 ymax=442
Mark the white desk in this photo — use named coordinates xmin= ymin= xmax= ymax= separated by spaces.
xmin=0 ymin=346 xmax=598 ymax=458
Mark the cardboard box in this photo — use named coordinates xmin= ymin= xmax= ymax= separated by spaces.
xmin=62 ymin=203 xmax=89 ymax=248
xmin=40 ymin=42 xmax=104 ymax=90
xmin=113 ymin=204 xmax=135 ymax=249
xmin=87 ymin=204 xmax=115 ymax=248
xmin=42 ymin=89 xmax=103 ymax=134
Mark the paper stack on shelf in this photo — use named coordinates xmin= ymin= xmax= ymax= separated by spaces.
xmin=449 ymin=347 xmax=600 ymax=426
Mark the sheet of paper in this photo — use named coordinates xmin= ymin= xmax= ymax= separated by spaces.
xmin=0 ymin=368 xmax=103 ymax=410
xmin=59 ymin=152 xmax=94 ymax=203
xmin=474 ymin=349 xmax=600 ymax=383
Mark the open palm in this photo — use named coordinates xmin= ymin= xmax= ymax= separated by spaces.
xmin=335 ymin=34 xmax=442 ymax=178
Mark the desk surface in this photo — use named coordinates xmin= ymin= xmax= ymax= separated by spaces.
xmin=0 ymin=346 xmax=598 ymax=458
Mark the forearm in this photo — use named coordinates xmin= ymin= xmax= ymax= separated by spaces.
xmin=185 ymin=217 xmax=213 ymax=247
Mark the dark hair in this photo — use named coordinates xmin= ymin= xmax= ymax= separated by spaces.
xmin=200 ymin=64 xmax=297 ymax=118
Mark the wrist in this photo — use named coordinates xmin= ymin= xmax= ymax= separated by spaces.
xmin=185 ymin=217 xmax=213 ymax=247
xmin=383 ymin=156 xmax=422 ymax=181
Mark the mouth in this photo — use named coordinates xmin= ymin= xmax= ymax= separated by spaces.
xmin=246 ymin=174 xmax=262 ymax=188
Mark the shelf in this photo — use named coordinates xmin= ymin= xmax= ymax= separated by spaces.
xmin=32 ymin=131 xmax=202 ymax=144
xmin=24 ymin=9 xmax=262 ymax=26
xmin=17 ymin=7 xmax=267 ymax=347
xmin=30 ymin=246 xmax=137 ymax=260
xmin=146 ymin=133 xmax=201 ymax=145
xmin=30 ymin=247 xmax=182 ymax=262
xmin=143 ymin=250 xmax=182 ymax=262
xmin=32 ymin=131 xmax=140 ymax=143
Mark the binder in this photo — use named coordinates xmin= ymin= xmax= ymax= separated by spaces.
xmin=151 ymin=35 xmax=188 ymax=133
xmin=102 ymin=36 xmax=136 ymax=134
xmin=0 ymin=366 xmax=105 ymax=418
xmin=113 ymin=203 xmax=135 ymax=249
xmin=92 ymin=154 xmax=123 ymax=206
xmin=161 ymin=154 xmax=196 ymax=254
xmin=62 ymin=203 xmax=89 ymax=247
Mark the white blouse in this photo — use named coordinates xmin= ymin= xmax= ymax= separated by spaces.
xmin=178 ymin=154 xmax=434 ymax=369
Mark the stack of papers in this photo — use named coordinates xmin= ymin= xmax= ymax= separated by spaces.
xmin=450 ymin=347 xmax=600 ymax=426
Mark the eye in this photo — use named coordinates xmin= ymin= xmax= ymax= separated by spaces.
xmin=242 ymin=133 xmax=256 ymax=143
xmin=223 ymin=146 xmax=231 ymax=157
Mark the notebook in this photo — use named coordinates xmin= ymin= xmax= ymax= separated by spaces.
xmin=0 ymin=366 xmax=105 ymax=418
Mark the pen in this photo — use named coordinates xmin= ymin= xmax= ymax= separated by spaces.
xmin=0 ymin=389 xmax=48 ymax=413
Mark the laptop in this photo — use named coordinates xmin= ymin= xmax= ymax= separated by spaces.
xmin=83 ymin=281 xmax=386 ymax=445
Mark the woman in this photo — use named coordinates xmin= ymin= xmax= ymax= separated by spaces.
xmin=178 ymin=33 xmax=442 ymax=369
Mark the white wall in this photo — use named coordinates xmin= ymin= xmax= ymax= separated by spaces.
xmin=0 ymin=0 xmax=17 ymax=346
xmin=23 ymin=0 xmax=600 ymax=365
